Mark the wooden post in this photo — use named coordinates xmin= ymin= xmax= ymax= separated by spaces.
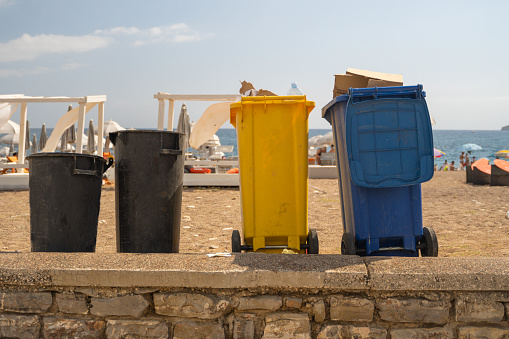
xmin=167 ymin=99 xmax=175 ymax=132
xmin=76 ymin=103 xmax=86 ymax=154
xmin=17 ymin=102 xmax=28 ymax=172
xmin=97 ymin=102 xmax=104 ymax=156
xmin=157 ymin=99 xmax=165 ymax=130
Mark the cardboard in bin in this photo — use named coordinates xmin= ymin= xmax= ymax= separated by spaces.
xmin=333 ymin=68 xmax=403 ymax=98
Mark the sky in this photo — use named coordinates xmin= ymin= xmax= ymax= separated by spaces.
xmin=1 ymin=0 xmax=508 ymax=130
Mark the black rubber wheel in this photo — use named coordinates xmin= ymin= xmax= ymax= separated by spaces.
xmin=341 ymin=232 xmax=356 ymax=255
xmin=420 ymin=226 xmax=438 ymax=257
xmin=307 ymin=229 xmax=319 ymax=254
xmin=231 ymin=230 xmax=241 ymax=253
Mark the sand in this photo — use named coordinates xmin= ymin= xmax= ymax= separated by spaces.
xmin=1 ymin=171 xmax=508 ymax=257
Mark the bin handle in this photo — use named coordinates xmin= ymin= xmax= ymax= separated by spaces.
xmin=73 ymin=156 xmax=104 ymax=177
xmin=161 ymin=149 xmax=183 ymax=155
xmin=160 ymin=133 xmax=183 ymax=156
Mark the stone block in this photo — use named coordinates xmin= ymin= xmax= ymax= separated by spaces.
xmin=0 ymin=292 xmax=52 ymax=313
xmin=330 ymin=296 xmax=374 ymax=322
xmin=0 ymin=314 xmax=40 ymax=338
xmin=90 ymin=294 xmax=149 ymax=317
xmin=285 ymin=297 xmax=302 ymax=309
xmin=312 ymin=300 xmax=326 ymax=323
xmin=173 ymin=320 xmax=225 ymax=339
xmin=106 ymin=319 xmax=169 ymax=338
xmin=262 ymin=312 xmax=310 ymax=339
xmin=458 ymin=326 xmax=509 ymax=338
xmin=455 ymin=299 xmax=505 ymax=323
xmin=43 ymin=317 xmax=105 ymax=338
xmin=238 ymin=296 xmax=282 ymax=312
xmin=56 ymin=293 xmax=88 ymax=314
xmin=233 ymin=315 xmax=256 ymax=339
xmin=154 ymin=293 xmax=231 ymax=319
xmin=391 ymin=326 xmax=454 ymax=339
xmin=377 ymin=298 xmax=450 ymax=324
xmin=317 ymin=325 xmax=386 ymax=339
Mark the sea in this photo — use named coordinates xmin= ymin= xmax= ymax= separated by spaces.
xmin=5 ymin=128 xmax=509 ymax=166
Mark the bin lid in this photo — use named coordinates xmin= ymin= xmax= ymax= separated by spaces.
xmin=323 ymin=85 xmax=434 ymax=188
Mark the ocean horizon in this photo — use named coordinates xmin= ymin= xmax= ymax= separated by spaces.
xmin=3 ymin=128 xmax=508 ymax=165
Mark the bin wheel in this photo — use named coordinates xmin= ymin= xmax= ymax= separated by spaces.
xmin=232 ymin=230 xmax=241 ymax=253
xmin=341 ymin=233 xmax=356 ymax=255
xmin=307 ymin=229 xmax=319 ymax=254
xmin=420 ymin=227 xmax=438 ymax=257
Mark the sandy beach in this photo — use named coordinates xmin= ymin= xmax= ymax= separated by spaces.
xmin=1 ymin=171 xmax=508 ymax=257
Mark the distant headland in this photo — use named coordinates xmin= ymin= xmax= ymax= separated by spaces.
xmin=502 ymin=125 xmax=509 ymax=131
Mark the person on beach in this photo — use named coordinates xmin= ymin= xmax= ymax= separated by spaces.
xmin=315 ymin=147 xmax=324 ymax=165
xmin=460 ymin=152 xmax=465 ymax=162
xmin=472 ymin=156 xmax=476 ymax=163
xmin=329 ymin=145 xmax=335 ymax=153
xmin=465 ymin=154 xmax=470 ymax=167
xmin=440 ymin=160 xmax=449 ymax=171
xmin=450 ymin=161 xmax=456 ymax=171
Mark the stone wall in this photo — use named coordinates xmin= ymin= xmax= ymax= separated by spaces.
xmin=0 ymin=253 xmax=508 ymax=338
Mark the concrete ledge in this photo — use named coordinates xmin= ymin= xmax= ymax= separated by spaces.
xmin=0 ymin=253 xmax=509 ymax=292
xmin=0 ymin=253 xmax=367 ymax=290
xmin=366 ymin=257 xmax=509 ymax=291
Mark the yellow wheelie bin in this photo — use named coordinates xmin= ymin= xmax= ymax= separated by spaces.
xmin=230 ymin=95 xmax=318 ymax=254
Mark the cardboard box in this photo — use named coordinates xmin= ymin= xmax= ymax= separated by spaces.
xmin=346 ymin=68 xmax=403 ymax=83
xmin=333 ymin=69 xmax=404 ymax=98
xmin=367 ymin=79 xmax=403 ymax=87
xmin=334 ymin=74 xmax=369 ymax=93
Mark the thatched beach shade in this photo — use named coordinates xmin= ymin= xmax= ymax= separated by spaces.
xmin=87 ymin=119 xmax=95 ymax=154
xmin=30 ymin=134 xmax=37 ymax=154
xmin=176 ymin=103 xmax=191 ymax=156
xmin=25 ymin=120 xmax=30 ymax=150
xmin=39 ymin=124 xmax=47 ymax=151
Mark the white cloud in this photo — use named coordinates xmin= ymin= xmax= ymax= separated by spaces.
xmin=60 ymin=62 xmax=87 ymax=70
xmin=0 ymin=33 xmax=111 ymax=62
xmin=94 ymin=27 xmax=140 ymax=35
xmin=0 ymin=23 xmax=207 ymax=65
xmin=94 ymin=23 xmax=205 ymax=46
xmin=0 ymin=63 xmax=87 ymax=78
xmin=0 ymin=66 xmax=52 ymax=78
xmin=0 ymin=0 xmax=15 ymax=7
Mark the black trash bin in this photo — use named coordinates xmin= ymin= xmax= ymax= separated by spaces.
xmin=110 ymin=130 xmax=184 ymax=253
xmin=27 ymin=153 xmax=110 ymax=252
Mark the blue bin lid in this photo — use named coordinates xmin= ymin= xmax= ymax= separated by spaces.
xmin=323 ymin=85 xmax=434 ymax=188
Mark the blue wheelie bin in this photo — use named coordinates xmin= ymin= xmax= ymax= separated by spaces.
xmin=322 ymin=85 xmax=438 ymax=257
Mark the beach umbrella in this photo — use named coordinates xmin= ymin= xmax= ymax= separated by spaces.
xmin=60 ymin=130 xmax=67 ymax=152
xmin=176 ymin=103 xmax=191 ymax=155
xmin=460 ymin=143 xmax=482 ymax=151
xmin=434 ymin=148 xmax=445 ymax=158
xmin=0 ymin=133 xmax=19 ymax=144
xmin=25 ymin=120 xmax=30 ymax=150
xmin=39 ymin=123 xmax=47 ymax=151
xmin=0 ymin=120 xmax=19 ymax=135
xmin=494 ymin=150 xmax=509 ymax=158
xmin=8 ymin=140 xmax=14 ymax=155
xmin=103 ymin=119 xmax=125 ymax=137
xmin=30 ymin=134 xmax=37 ymax=154
xmin=317 ymin=131 xmax=334 ymax=146
xmin=308 ymin=135 xmax=322 ymax=147
xmin=189 ymin=102 xmax=230 ymax=149
xmin=0 ymin=146 xmax=9 ymax=156
xmin=87 ymin=119 xmax=95 ymax=154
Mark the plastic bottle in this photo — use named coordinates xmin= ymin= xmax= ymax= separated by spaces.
xmin=287 ymin=82 xmax=303 ymax=95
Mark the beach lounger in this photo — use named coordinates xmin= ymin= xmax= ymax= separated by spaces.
xmin=491 ymin=159 xmax=509 ymax=186
xmin=472 ymin=164 xmax=491 ymax=185
xmin=466 ymin=164 xmax=473 ymax=183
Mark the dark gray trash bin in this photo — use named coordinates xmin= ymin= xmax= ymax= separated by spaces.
xmin=110 ymin=130 xmax=184 ymax=253
xmin=27 ymin=153 xmax=110 ymax=252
